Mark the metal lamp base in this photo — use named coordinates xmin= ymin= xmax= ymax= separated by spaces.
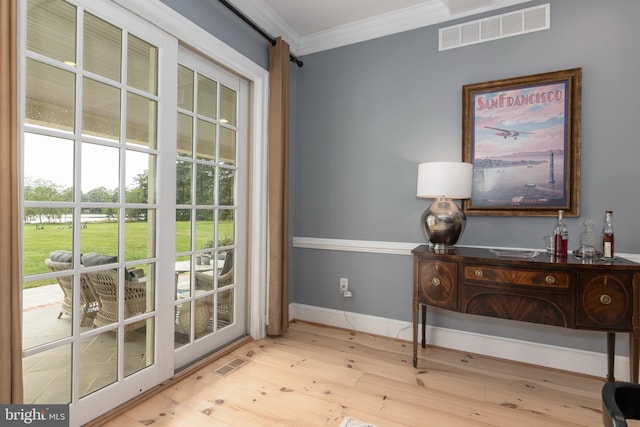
xmin=421 ymin=197 xmax=466 ymax=251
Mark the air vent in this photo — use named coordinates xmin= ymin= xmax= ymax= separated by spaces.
xmin=215 ymin=357 xmax=247 ymax=376
xmin=439 ymin=3 xmax=550 ymax=51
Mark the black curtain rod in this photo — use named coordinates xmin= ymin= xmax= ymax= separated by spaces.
xmin=218 ymin=0 xmax=303 ymax=67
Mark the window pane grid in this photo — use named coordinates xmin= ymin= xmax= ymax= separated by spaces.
xmin=22 ymin=0 xmax=160 ymax=406
xmin=83 ymin=11 xmax=122 ymax=82
xmin=127 ymin=34 xmax=158 ymax=95
xmin=25 ymin=58 xmax=76 ymax=132
xmin=26 ymin=0 xmax=77 ymax=64
xmin=174 ymin=60 xmax=238 ymax=346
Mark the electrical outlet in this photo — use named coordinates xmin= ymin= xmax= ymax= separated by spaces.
xmin=339 ymin=278 xmax=348 ymax=292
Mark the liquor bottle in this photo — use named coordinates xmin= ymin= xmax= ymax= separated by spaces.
xmin=602 ymin=210 xmax=614 ymax=259
xmin=553 ymin=210 xmax=568 ymax=258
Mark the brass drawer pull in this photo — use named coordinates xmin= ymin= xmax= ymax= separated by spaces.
xmin=600 ymin=294 xmax=612 ymax=305
xmin=431 ymin=277 xmax=441 ymax=287
xmin=545 ymin=276 xmax=555 ymax=284
xmin=474 ymin=270 xmax=484 ymax=277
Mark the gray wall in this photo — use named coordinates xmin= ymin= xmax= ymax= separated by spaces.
xmin=160 ymin=0 xmax=640 ymax=355
xmin=159 ymin=0 xmax=270 ymax=69
xmin=292 ymin=0 xmax=640 ymax=355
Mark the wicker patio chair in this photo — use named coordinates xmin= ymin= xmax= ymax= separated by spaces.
xmin=194 ymin=251 xmax=234 ymax=291
xmin=176 ymin=294 xmax=212 ymax=335
xmin=44 ymin=259 xmax=100 ymax=326
xmin=218 ymin=251 xmax=234 ymax=286
xmin=85 ymin=268 xmax=148 ymax=337
xmin=216 ymin=289 xmax=233 ymax=324
xmin=194 ymin=271 xmax=233 ymax=326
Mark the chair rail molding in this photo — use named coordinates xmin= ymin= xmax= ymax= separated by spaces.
xmin=292 ymin=236 xmax=640 ymax=263
xmin=292 ymin=236 xmax=418 ymax=255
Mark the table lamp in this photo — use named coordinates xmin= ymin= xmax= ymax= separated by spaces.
xmin=416 ymin=161 xmax=473 ymax=251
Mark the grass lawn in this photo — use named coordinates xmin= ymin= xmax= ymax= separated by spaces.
xmin=23 ymin=220 xmax=233 ymax=288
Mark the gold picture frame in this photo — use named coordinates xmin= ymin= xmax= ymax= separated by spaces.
xmin=462 ymin=68 xmax=582 ymax=217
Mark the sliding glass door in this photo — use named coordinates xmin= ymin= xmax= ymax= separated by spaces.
xmin=173 ymin=48 xmax=248 ymax=369
xmin=20 ymin=1 xmax=252 ymax=423
xmin=21 ymin=0 xmax=171 ymax=423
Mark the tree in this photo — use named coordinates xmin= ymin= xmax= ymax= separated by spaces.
xmin=176 ymin=160 xmax=191 ymax=207
xmin=218 ymin=167 xmax=235 ymax=206
xmin=126 ymin=170 xmax=149 ymax=221
xmin=23 ymin=177 xmax=72 ymax=223
xmin=83 ymin=186 xmax=118 ymax=215
xmin=83 ymin=186 xmax=117 ymax=203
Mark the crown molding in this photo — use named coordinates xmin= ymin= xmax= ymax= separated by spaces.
xmin=226 ymin=0 xmax=300 ymax=52
xmin=297 ymin=1 xmax=448 ymax=56
xmin=230 ymin=0 xmax=535 ymax=57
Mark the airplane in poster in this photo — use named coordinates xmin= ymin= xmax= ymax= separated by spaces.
xmin=484 ymin=126 xmax=533 ymax=139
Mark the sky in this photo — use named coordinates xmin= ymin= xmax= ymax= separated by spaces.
xmin=24 ymin=132 xmax=151 ymax=192
xmin=471 ymin=82 xmax=567 ymax=159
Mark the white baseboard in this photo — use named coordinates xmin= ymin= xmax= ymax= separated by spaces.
xmin=290 ymin=302 xmax=631 ymax=381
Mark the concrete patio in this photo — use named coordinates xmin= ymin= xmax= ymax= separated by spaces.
xmin=22 ymin=284 xmax=150 ymax=404
xmin=21 ymin=272 xmax=230 ymax=404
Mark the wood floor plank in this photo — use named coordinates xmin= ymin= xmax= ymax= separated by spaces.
xmin=179 ymin=358 xmax=373 ymax=426
xmin=230 ymin=341 xmax=364 ymax=387
xmin=357 ymin=370 xmax=597 ymax=427
xmin=218 ymin=353 xmax=443 ymax=427
xmin=101 ymin=321 xmax=607 ymax=426
xmin=277 ymin=323 xmax=601 ymax=419
xmin=105 ymin=393 xmax=216 ymax=426
xmin=412 ymin=351 xmax=602 ymax=416
xmin=355 ymin=372 xmax=537 ymax=427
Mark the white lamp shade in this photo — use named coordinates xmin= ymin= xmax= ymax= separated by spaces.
xmin=416 ymin=161 xmax=473 ymax=199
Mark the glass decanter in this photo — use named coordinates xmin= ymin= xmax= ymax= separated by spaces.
xmin=578 ymin=218 xmax=597 ymax=258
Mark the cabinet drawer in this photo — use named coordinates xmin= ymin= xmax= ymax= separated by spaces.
xmin=417 ymin=260 xmax=457 ymax=310
xmin=576 ymin=272 xmax=632 ymax=330
xmin=460 ymin=286 xmax=572 ymax=327
xmin=463 ymin=265 xmax=569 ymax=289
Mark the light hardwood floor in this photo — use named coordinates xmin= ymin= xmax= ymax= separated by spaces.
xmin=100 ymin=321 xmax=611 ymax=426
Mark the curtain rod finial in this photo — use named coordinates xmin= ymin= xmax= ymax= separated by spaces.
xmin=289 ymin=55 xmax=303 ymax=67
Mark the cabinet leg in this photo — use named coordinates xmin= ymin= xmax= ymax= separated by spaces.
xmin=630 ymin=332 xmax=639 ymax=383
xmin=413 ymin=300 xmax=418 ymax=368
xmin=421 ymin=304 xmax=427 ymax=349
xmin=607 ymin=332 xmax=615 ymax=382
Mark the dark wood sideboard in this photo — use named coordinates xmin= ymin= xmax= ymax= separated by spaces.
xmin=412 ymin=245 xmax=640 ymax=382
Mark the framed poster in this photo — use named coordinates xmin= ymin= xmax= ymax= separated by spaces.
xmin=462 ymin=68 xmax=582 ymax=216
